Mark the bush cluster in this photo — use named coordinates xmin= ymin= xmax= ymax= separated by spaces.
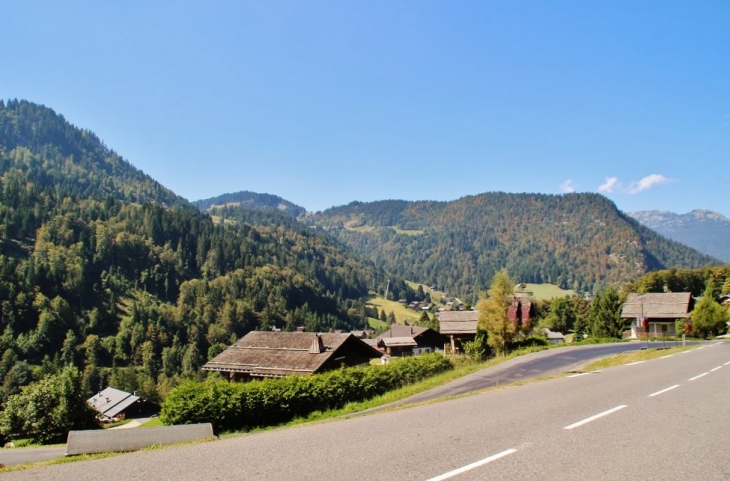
xmin=506 ymin=336 xmax=549 ymax=351
xmin=160 ymin=353 xmax=453 ymax=432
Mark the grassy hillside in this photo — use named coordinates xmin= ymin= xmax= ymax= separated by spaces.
xmin=521 ymin=283 xmax=576 ymax=300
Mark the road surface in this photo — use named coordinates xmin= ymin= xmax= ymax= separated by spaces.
xmin=3 ymin=341 xmax=726 ymax=480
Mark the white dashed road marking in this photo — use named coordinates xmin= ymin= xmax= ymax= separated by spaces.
xmin=425 ymin=449 xmax=518 ymax=481
xmin=564 ymin=405 xmax=628 ymax=430
xmin=649 ymin=385 xmax=680 ymax=397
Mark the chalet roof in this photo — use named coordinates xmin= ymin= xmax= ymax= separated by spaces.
xmin=88 ymin=387 xmax=140 ymax=418
xmin=378 ymin=324 xmax=430 ymax=339
xmin=380 ymin=336 xmax=418 ymax=347
xmin=362 ymin=338 xmax=384 ymax=349
xmin=436 ymin=310 xmax=478 ymax=335
xmin=621 ymin=292 xmax=692 ymax=319
xmin=202 ymin=331 xmax=381 ymax=377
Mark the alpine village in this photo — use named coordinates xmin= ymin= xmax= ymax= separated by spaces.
xmin=1 ymin=100 xmax=729 ymax=452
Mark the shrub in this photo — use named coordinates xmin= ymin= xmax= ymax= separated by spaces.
xmin=0 ymin=367 xmax=100 ymax=444
xmin=506 ymin=336 xmax=549 ymax=352
xmin=160 ymin=353 xmax=452 ymax=432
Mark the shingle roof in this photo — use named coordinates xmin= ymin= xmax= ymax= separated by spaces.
xmin=436 ymin=311 xmax=479 ymax=335
xmin=202 ymin=331 xmax=381 ymax=377
xmin=621 ymin=292 xmax=692 ymax=319
xmin=378 ymin=324 xmax=429 ymax=339
xmin=380 ymin=337 xmax=418 ymax=347
xmin=88 ymin=387 xmax=140 ymax=418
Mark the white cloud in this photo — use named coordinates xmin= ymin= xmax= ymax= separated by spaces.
xmin=560 ymin=179 xmax=576 ymax=193
xmin=626 ymin=174 xmax=671 ymax=194
xmin=597 ymin=177 xmax=620 ymax=193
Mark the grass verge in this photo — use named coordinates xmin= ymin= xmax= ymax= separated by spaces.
xmin=580 ymin=345 xmax=694 ymax=372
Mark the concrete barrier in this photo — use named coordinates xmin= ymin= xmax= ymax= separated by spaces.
xmin=65 ymin=423 xmax=215 ymax=456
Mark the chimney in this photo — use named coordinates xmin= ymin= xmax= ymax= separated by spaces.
xmin=310 ymin=334 xmax=325 ymax=354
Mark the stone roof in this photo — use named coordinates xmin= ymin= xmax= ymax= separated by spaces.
xmin=202 ymin=331 xmax=382 ymax=377
xmin=621 ymin=292 xmax=693 ymax=319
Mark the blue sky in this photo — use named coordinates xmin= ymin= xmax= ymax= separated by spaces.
xmin=2 ymin=1 xmax=728 ymax=215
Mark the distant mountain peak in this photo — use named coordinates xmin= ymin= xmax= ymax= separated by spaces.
xmin=628 ymin=209 xmax=730 ymax=263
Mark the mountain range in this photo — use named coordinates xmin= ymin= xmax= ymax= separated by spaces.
xmin=300 ymin=196 xmax=720 ymax=300
xmin=628 ymin=210 xmax=730 ymax=264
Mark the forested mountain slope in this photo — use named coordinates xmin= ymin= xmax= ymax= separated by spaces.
xmin=305 ymin=193 xmax=722 ymax=300
xmin=628 ymin=210 xmax=730 ymax=263
xmin=0 ymin=99 xmax=398 ymax=403
xmin=194 ymin=191 xmax=306 ymax=218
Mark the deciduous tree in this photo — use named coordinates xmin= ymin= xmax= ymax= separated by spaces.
xmin=477 ymin=269 xmax=516 ymax=356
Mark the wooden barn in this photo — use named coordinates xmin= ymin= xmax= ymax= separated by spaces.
xmin=202 ymin=331 xmax=383 ymax=381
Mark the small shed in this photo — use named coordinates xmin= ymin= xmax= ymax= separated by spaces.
xmin=542 ymin=328 xmax=565 ymax=344
xmin=621 ymin=292 xmax=693 ymax=339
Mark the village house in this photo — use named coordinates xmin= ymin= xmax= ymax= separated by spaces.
xmin=203 ymin=331 xmax=382 ymax=381
xmin=87 ymin=387 xmax=158 ymax=422
xmin=376 ymin=324 xmax=444 ymax=356
xmin=620 ymin=292 xmax=693 ymax=339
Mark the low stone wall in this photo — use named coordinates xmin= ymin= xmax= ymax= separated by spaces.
xmin=65 ymin=423 xmax=214 ymax=456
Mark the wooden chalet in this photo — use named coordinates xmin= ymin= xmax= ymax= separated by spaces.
xmin=621 ymin=292 xmax=693 ymax=339
xmin=377 ymin=324 xmax=444 ymax=356
xmin=203 ymin=331 xmax=383 ymax=381
xmin=88 ymin=387 xmax=158 ymax=422
xmin=436 ymin=310 xmax=478 ymax=354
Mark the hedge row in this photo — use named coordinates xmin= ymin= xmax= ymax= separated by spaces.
xmin=160 ymin=353 xmax=453 ymax=432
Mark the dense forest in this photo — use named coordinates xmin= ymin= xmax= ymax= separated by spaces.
xmin=304 ymin=195 xmax=722 ymax=301
xmin=0 ymin=100 xmax=411 ymax=403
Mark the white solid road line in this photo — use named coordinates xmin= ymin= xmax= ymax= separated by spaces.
xmin=689 ymin=373 xmax=709 ymax=381
xmin=660 ymin=354 xmax=674 ymax=359
xmin=710 ymin=366 xmax=722 ymax=372
xmin=626 ymin=361 xmax=646 ymax=366
xmin=563 ymin=405 xmax=628 ymax=430
xmin=424 ymin=449 xmax=518 ymax=481
xmin=724 ymin=361 xmax=730 ymax=366
xmin=568 ymin=373 xmax=589 ymax=378
xmin=649 ymin=385 xmax=680 ymax=397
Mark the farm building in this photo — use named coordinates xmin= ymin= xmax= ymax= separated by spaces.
xmin=202 ymin=331 xmax=383 ymax=381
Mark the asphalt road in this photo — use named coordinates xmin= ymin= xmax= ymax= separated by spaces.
xmin=4 ymin=341 xmax=725 ymax=480
xmin=376 ymin=341 xmax=688 ymax=409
